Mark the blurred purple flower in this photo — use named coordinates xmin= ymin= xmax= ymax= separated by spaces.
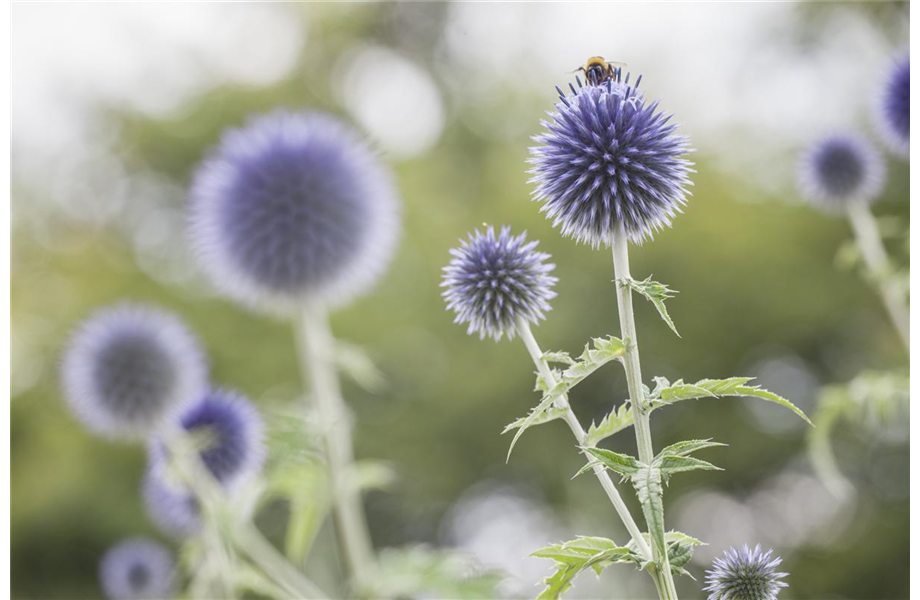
xmin=99 ymin=537 xmax=175 ymax=600
xmin=878 ymin=56 xmax=909 ymax=156
xmin=189 ymin=110 xmax=400 ymax=313
xmin=529 ymin=75 xmax=694 ymax=245
xmin=142 ymin=468 xmax=201 ymax=538
xmin=442 ymin=226 xmax=556 ymax=341
xmin=61 ymin=304 xmax=207 ymax=440
xmin=798 ymin=134 xmax=885 ymax=211
xmin=704 ymin=544 xmax=788 ymax=600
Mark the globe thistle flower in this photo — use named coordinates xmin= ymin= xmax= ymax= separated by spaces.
xmin=877 ymin=56 xmax=909 ymax=156
xmin=441 ymin=226 xmax=557 ymax=341
xmin=189 ymin=110 xmax=400 ymax=314
xmin=151 ymin=388 xmax=265 ymax=490
xmin=99 ymin=537 xmax=175 ymax=600
xmin=529 ymin=74 xmax=694 ymax=245
xmin=797 ymin=134 xmax=886 ymax=211
xmin=142 ymin=468 xmax=201 ymax=538
xmin=704 ymin=544 xmax=789 ymax=600
xmin=62 ymin=304 xmax=207 ymax=440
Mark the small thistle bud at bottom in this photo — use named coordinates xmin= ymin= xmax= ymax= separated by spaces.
xmin=704 ymin=544 xmax=789 ymax=600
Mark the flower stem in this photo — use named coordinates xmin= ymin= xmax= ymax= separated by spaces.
xmin=846 ymin=203 xmax=909 ymax=351
xmin=515 ymin=318 xmax=653 ymax=565
xmin=611 ymin=226 xmax=679 ymax=600
xmin=295 ymin=303 xmax=375 ymax=589
xmin=162 ymin=430 xmax=327 ymax=599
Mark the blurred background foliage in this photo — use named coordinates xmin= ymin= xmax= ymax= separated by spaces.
xmin=11 ymin=2 xmax=908 ymax=599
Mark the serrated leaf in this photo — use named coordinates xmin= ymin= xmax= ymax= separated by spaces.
xmin=580 ymin=447 xmax=641 ymax=478
xmin=507 ymin=336 xmax=627 ymax=461
xmin=657 ymin=455 xmax=721 ymax=478
xmin=543 ymin=350 xmax=576 ymax=365
xmin=656 ymin=439 xmax=726 ymax=459
xmin=503 ymin=406 xmax=568 ymax=434
xmin=532 ymin=537 xmax=640 ymax=600
xmin=584 ymin=403 xmax=635 ymax=447
xmin=668 ymin=542 xmax=694 ymax=569
xmin=664 ymin=531 xmax=705 ymax=547
xmin=620 ymin=276 xmax=680 ymax=337
xmin=633 ymin=464 xmax=666 ymax=558
xmin=649 ymin=377 xmax=812 ymax=425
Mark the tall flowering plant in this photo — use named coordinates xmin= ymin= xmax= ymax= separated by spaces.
xmin=443 ymin=68 xmax=805 ymax=600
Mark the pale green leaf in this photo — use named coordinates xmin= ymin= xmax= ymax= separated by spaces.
xmin=504 ymin=391 xmax=563 ymax=462
xmin=580 ymin=447 xmax=641 ymax=479
xmin=584 ymin=403 xmax=635 ymax=447
xmin=543 ymin=350 xmax=576 ymax=365
xmin=633 ymin=464 xmax=667 ymax=558
xmin=620 ymin=276 xmax=680 ymax=337
xmin=657 ymin=455 xmax=722 ymax=478
xmin=656 ymin=439 xmax=727 ymax=459
xmin=649 ymin=377 xmax=812 ymax=425
xmin=335 ymin=341 xmax=385 ymax=392
xmin=532 ymin=537 xmax=640 ymax=600
xmin=502 ymin=406 xmax=568 ymax=434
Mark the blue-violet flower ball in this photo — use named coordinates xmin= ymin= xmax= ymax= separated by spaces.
xmin=704 ymin=544 xmax=789 ymax=600
xmin=190 ymin=110 xmax=400 ymax=314
xmin=878 ymin=56 xmax=909 ymax=156
xmin=62 ymin=304 xmax=207 ymax=440
xmin=99 ymin=537 xmax=175 ymax=600
xmin=152 ymin=388 xmax=265 ymax=490
xmin=797 ymin=134 xmax=886 ymax=211
xmin=142 ymin=468 xmax=201 ymax=538
xmin=442 ymin=226 xmax=557 ymax=341
xmin=529 ymin=76 xmax=694 ymax=245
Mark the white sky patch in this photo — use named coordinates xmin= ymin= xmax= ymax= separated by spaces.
xmin=336 ymin=46 xmax=445 ymax=160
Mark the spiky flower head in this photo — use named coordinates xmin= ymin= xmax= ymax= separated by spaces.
xmin=190 ymin=110 xmax=400 ymax=314
xmin=797 ymin=134 xmax=886 ymax=211
xmin=151 ymin=388 xmax=265 ymax=490
xmin=704 ymin=544 xmax=789 ymax=600
xmin=529 ymin=73 xmax=694 ymax=245
xmin=99 ymin=538 xmax=175 ymax=600
xmin=441 ymin=226 xmax=556 ymax=341
xmin=878 ymin=56 xmax=909 ymax=156
xmin=142 ymin=469 xmax=201 ymax=538
xmin=62 ymin=304 xmax=207 ymax=440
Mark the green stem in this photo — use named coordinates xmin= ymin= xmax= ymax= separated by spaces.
xmin=161 ymin=429 xmax=327 ymax=599
xmin=515 ymin=318 xmax=653 ymax=565
xmin=611 ymin=226 xmax=678 ymax=600
xmin=846 ymin=203 xmax=910 ymax=351
xmin=295 ymin=303 xmax=375 ymax=589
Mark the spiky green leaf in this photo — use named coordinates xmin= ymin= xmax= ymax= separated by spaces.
xmin=633 ymin=464 xmax=667 ymax=558
xmin=656 ymin=439 xmax=727 ymax=459
xmin=584 ymin=403 xmax=635 ymax=447
xmin=532 ymin=537 xmax=640 ymax=600
xmin=620 ymin=276 xmax=680 ymax=337
xmin=579 ymin=447 xmax=641 ymax=479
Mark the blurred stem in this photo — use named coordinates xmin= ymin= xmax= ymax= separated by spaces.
xmin=611 ymin=226 xmax=678 ymax=600
xmin=296 ymin=303 xmax=375 ymax=590
xmin=847 ymin=203 xmax=910 ymax=351
xmin=515 ymin=318 xmax=653 ymax=564
xmin=163 ymin=430 xmax=327 ymax=600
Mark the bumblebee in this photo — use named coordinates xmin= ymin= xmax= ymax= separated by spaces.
xmin=576 ymin=56 xmax=626 ymax=86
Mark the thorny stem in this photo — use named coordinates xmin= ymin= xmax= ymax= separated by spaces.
xmin=611 ymin=226 xmax=679 ymax=600
xmin=295 ymin=303 xmax=375 ymax=589
xmin=162 ymin=430 xmax=327 ymax=599
xmin=515 ymin=318 xmax=653 ymax=565
xmin=847 ymin=203 xmax=910 ymax=352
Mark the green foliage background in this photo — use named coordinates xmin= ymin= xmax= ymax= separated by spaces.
xmin=11 ymin=3 xmax=909 ymax=599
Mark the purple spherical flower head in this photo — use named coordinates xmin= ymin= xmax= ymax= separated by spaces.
xmin=529 ymin=73 xmax=694 ymax=245
xmin=99 ymin=537 xmax=175 ymax=600
xmin=441 ymin=226 xmax=557 ymax=341
xmin=142 ymin=468 xmax=201 ymax=538
xmin=151 ymin=388 xmax=265 ymax=490
xmin=62 ymin=304 xmax=207 ymax=440
xmin=878 ymin=56 xmax=909 ymax=156
xmin=797 ymin=134 xmax=886 ymax=211
xmin=704 ymin=544 xmax=788 ymax=600
xmin=190 ymin=110 xmax=400 ymax=314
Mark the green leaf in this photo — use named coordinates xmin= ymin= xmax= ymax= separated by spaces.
xmin=620 ymin=276 xmax=680 ymax=337
xmin=361 ymin=546 xmax=503 ymax=600
xmin=502 ymin=406 xmax=568 ymax=434
xmin=532 ymin=537 xmax=640 ymax=600
xmin=633 ymin=464 xmax=667 ymax=558
xmin=505 ymin=336 xmax=627 ymax=461
xmin=542 ymin=350 xmax=576 ymax=365
xmin=579 ymin=447 xmax=641 ymax=479
xmin=335 ymin=341 xmax=386 ymax=392
xmin=584 ymin=403 xmax=635 ymax=447
xmin=656 ymin=439 xmax=727 ymax=459
xmin=649 ymin=377 xmax=812 ymax=425
xmin=657 ymin=455 xmax=721 ymax=478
